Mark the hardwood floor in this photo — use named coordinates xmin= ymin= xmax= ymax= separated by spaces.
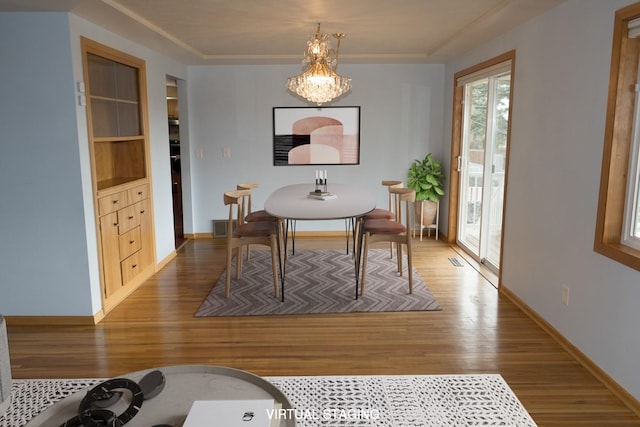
xmin=6 ymin=237 xmax=640 ymax=426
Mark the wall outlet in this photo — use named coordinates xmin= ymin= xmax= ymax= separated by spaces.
xmin=196 ymin=148 xmax=203 ymax=159
xmin=222 ymin=147 xmax=231 ymax=158
xmin=561 ymin=285 xmax=570 ymax=306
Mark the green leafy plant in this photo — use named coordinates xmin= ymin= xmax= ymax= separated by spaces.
xmin=407 ymin=153 xmax=445 ymax=202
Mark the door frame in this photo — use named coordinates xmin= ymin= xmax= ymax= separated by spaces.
xmin=447 ymin=50 xmax=516 ymax=288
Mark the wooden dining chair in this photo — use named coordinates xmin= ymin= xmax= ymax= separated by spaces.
xmin=223 ymin=189 xmax=280 ymax=299
xmin=357 ymin=187 xmax=415 ymax=297
xmin=236 ymin=182 xmax=278 ymax=221
xmin=354 ymin=180 xmax=404 ymax=258
xmin=236 ymin=182 xmax=279 ymax=259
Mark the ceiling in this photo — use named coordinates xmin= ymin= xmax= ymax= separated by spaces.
xmin=0 ymin=0 xmax=566 ymax=65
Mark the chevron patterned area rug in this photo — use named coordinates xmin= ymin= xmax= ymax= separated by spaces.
xmin=195 ymin=249 xmax=441 ymax=317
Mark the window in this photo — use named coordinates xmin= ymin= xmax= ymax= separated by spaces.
xmin=595 ymin=2 xmax=640 ymax=271
xmin=624 ymin=71 xmax=640 ymax=251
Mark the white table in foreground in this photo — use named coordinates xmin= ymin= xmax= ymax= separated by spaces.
xmin=264 ymin=183 xmax=375 ymax=221
xmin=23 ymin=365 xmax=295 ymax=426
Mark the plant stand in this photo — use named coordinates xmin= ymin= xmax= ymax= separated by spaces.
xmin=412 ymin=200 xmax=439 ymax=241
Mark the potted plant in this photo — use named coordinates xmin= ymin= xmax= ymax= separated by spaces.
xmin=407 ymin=153 xmax=445 ymax=239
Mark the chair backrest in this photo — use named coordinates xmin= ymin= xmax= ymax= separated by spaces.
xmin=382 ymin=180 xmax=404 ymax=221
xmin=389 ymin=187 xmax=416 ymax=229
xmin=223 ymin=189 xmax=252 ymax=233
xmin=236 ymin=182 xmax=260 ymax=215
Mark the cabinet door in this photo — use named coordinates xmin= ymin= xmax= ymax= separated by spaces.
xmin=136 ymin=198 xmax=154 ymax=269
xmin=99 ymin=211 xmax=123 ymax=298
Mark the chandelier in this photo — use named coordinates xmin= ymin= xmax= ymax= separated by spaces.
xmin=287 ymin=24 xmax=352 ymax=105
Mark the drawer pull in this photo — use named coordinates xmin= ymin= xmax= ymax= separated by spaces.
xmin=113 ymin=223 xmax=118 ymax=227
xmin=138 ymin=191 xmax=143 ymax=195
xmin=128 ymin=215 xmax=134 ymax=220
xmin=113 ymin=200 xmax=119 ymax=204
xmin=130 ymin=240 xmax=135 ymax=244
xmin=132 ymin=264 xmax=138 ymax=268
xmin=140 ymin=210 xmax=145 ymax=214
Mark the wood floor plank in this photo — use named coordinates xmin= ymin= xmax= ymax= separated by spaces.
xmin=5 ymin=237 xmax=640 ymax=426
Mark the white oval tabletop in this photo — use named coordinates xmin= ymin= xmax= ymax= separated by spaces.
xmin=265 ymin=183 xmax=376 ymax=220
xmin=25 ymin=365 xmax=295 ymax=426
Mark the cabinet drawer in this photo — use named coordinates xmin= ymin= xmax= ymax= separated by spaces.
xmin=98 ymin=191 xmax=129 ymax=216
xmin=129 ymin=183 xmax=149 ymax=203
xmin=117 ymin=204 xmax=140 ymax=234
xmin=119 ymin=226 xmax=141 ymax=260
xmin=121 ymin=251 xmax=141 ymax=285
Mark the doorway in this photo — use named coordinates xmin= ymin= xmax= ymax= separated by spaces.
xmin=449 ymin=52 xmax=514 ymax=281
xmin=167 ymin=77 xmax=185 ymax=248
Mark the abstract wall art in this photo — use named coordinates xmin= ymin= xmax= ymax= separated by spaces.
xmin=273 ymin=106 xmax=360 ymax=166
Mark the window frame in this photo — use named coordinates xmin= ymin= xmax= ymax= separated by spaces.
xmin=594 ymin=2 xmax=640 ymax=271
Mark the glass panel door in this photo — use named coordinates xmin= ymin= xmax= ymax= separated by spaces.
xmin=458 ymin=79 xmax=487 ymax=257
xmin=458 ymin=71 xmax=510 ymax=274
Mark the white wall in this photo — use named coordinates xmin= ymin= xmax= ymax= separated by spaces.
xmin=0 ymin=12 xmax=187 ymax=316
xmin=0 ymin=13 xmax=95 ymax=316
xmin=443 ymin=0 xmax=640 ymax=400
xmin=186 ymin=63 xmax=445 ymax=232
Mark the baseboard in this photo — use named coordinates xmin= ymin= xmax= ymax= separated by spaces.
xmin=4 ymin=315 xmax=99 ymax=326
xmin=500 ymin=285 xmax=640 ymax=418
xmin=185 ymin=233 xmax=214 ymax=239
xmin=157 ymin=249 xmax=177 ymax=270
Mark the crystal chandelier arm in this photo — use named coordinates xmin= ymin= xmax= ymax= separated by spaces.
xmin=332 ymin=33 xmax=345 ymax=72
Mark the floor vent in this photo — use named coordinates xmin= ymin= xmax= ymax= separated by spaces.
xmin=448 ymin=257 xmax=464 ymax=267
xmin=213 ymin=220 xmax=235 ymax=238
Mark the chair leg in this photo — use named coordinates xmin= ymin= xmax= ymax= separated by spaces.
xmin=235 ymin=246 xmax=243 ymax=279
xmin=270 ymin=235 xmax=279 ymax=299
xmin=397 ymin=241 xmax=403 ymax=275
xmin=407 ymin=239 xmax=413 ymax=294
xmin=225 ymin=243 xmax=233 ymax=298
xmin=360 ymin=234 xmax=370 ymax=296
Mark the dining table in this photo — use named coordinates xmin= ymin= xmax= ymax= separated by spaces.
xmin=264 ymin=183 xmax=376 ymax=301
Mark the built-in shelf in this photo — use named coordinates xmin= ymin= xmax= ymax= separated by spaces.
xmin=82 ymin=37 xmax=155 ymax=313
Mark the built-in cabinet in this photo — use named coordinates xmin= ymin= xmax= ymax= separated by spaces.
xmin=82 ymin=38 xmax=155 ymax=313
